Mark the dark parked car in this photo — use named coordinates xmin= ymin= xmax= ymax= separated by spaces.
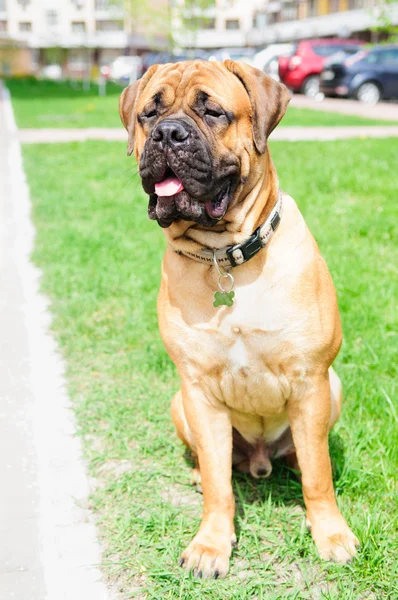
xmin=278 ymin=39 xmax=364 ymax=97
xmin=320 ymin=45 xmax=398 ymax=104
xmin=140 ymin=50 xmax=209 ymax=76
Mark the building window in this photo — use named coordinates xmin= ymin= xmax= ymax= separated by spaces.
xmin=95 ymin=0 xmax=110 ymax=9
xmin=0 ymin=0 xmax=6 ymax=11
xmin=19 ymin=21 xmax=32 ymax=31
xmin=71 ymin=0 xmax=84 ymax=8
xmin=0 ymin=20 xmax=7 ymax=31
xmin=267 ymin=12 xmax=277 ymax=25
xmin=71 ymin=21 xmax=86 ymax=32
xmin=308 ymin=0 xmax=317 ymax=16
xmin=225 ymin=19 xmax=239 ymax=30
xmin=253 ymin=12 xmax=267 ymax=29
xmin=46 ymin=10 xmax=58 ymax=25
xmin=18 ymin=0 xmax=31 ymax=8
xmin=201 ymin=17 xmax=215 ymax=29
xmin=281 ymin=2 xmax=297 ymax=21
xmin=95 ymin=20 xmax=123 ymax=31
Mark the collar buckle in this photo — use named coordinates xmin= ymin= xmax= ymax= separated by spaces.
xmin=270 ymin=211 xmax=281 ymax=231
xmin=226 ymin=226 xmax=263 ymax=267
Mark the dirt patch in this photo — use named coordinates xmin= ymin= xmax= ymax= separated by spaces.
xmin=160 ymin=484 xmax=202 ymax=510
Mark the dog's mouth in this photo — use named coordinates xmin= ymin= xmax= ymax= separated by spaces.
xmin=205 ymin=183 xmax=231 ymax=220
xmin=154 ymin=169 xmax=185 ymax=199
xmin=148 ymin=166 xmax=232 ymax=228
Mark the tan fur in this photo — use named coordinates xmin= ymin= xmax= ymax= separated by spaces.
xmin=120 ymin=60 xmax=359 ymax=578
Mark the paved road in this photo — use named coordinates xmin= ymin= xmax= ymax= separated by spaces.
xmin=290 ymin=94 xmax=398 ymax=121
xmin=0 ymin=85 xmax=112 ymax=600
xmin=17 ymin=124 xmax=398 ymax=144
xmin=0 ymin=78 xmax=46 ymax=600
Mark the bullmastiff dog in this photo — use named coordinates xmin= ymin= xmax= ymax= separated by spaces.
xmin=119 ymin=60 xmax=359 ymax=578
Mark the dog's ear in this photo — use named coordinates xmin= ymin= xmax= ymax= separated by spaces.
xmin=223 ymin=60 xmax=291 ymax=154
xmin=119 ymin=64 xmax=159 ymax=156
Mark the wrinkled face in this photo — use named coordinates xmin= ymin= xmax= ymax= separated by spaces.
xmin=120 ymin=61 xmax=290 ymax=228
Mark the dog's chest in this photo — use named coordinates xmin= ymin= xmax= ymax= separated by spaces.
xmin=185 ymin=313 xmax=291 ymax=417
xmin=225 ymin=329 xmax=288 ymax=414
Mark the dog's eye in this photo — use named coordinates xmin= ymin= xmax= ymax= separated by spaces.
xmin=205 ymin=107 xmax=224 ymax=119
xmin=145 ymin=109 xmax=157 ymax=119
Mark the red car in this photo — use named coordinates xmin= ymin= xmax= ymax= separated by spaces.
xmin=278 ymin=39 xmax=364 ymax=97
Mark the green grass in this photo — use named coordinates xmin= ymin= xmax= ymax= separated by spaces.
xmin=281 ymin=106 xmax=398 ymax=127
xmin=22 ymin=139 xmax=397 ymax=599
xmin=5 ymin=77 xmax=124 ymax=128
xmin=6 ymin=76 xmax=398 ymax=129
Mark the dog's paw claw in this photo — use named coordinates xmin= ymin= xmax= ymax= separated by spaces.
xmin=179 ymin=535 xmax=231 ymax=579
xmin=312 ymin=521 xmax=360 ymax=564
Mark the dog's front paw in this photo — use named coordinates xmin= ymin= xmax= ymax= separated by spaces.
xmin=179 ymin=532 xmax=233 ymax=579
xmin=309 ymin=516 xmax=360 ymax=563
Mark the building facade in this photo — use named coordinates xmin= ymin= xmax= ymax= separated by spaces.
xmin=0 ymin=0 xmax=168 ymax=75
xmin=249 ymin=0 xmax=398 ymax=45
xmin=173 ymin=0 xmax=398 ymax=49
xmin=1 ymin=0 xmax=397 ymax=75
xmin=172 ymin=0 xmax=261 ymax=49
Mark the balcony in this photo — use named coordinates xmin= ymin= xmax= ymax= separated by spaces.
xmin=94 ymin=0 xmax=124 ymax=20
xmin=10 ymin=29 xmax=167 ymax=50
xmin=247 ymin=2 xmax=398 ymax=44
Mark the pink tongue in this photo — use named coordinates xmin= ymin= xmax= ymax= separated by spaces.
xmin=155 ymin=177 xmax=184 ymax=197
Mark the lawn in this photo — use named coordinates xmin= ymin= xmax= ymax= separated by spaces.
xmin=23 ymin=139 xmax=397 ymax=599
xmin=280 ymin=107 xmax=397 ymax=127
xmin=5 ymin=77 xmax=124 ymax=128
xmin=6 ymin=77 xmax=398 ymax=129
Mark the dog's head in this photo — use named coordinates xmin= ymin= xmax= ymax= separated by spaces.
xmin=119 ymin=60 xmax=290 ymax=228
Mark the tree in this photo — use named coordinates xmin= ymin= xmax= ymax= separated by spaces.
xmin=371 ymin=0 xmax=398 ymax=43
xmin=175 ymin=0 xmax=216 ymax=50
xmin=117 ymin=0 xmax=216 ymax=53
xmin=112 ymin=0 xmax=170 ymax=52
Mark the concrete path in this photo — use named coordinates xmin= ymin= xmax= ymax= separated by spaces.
xmin=290 ymin=94 xmax=398 ymax=121
xmin=17 ymin=124 xmax=398 ymax=144
xmin=0 ymin=87 xmax=112 ymax=599
xmin=19 ymin=128 xmax=128 ymax=143
xmin=271 ymin=125 xmax=398 ymax=141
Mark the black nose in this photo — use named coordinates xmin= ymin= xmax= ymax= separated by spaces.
xmin=255 ymin=466 xmax=272 ymax=477
xmin=152 ymin=120 xmax=190 ymax=146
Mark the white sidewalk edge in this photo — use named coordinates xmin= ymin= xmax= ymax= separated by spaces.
xmin=2 ymin=84 xmax=113 ymax=600
xmin=15 ymin=125 xmax=398 ymax=145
